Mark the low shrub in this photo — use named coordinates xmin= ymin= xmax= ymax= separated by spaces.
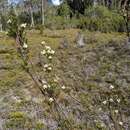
xmin=84 ymin=6 xmax=125 ymax=32
xmin=44 ymin=6 xmax=125 ymax=33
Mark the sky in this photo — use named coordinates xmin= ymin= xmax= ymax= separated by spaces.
xmin=51 ymin=0 xmax=63 ymax=6
xmin=8 ymin=0 xmax=20 ymax=4
xmin=9 ymin=0 xmax=63 ymax=6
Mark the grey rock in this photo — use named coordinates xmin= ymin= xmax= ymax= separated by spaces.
xmin=59 ymin=37 xmax=69 ymax=49
xmin=76 ymin=32 xmax=86 ymax=47
xmin=126 ymin=37 xmax=130 ymax=49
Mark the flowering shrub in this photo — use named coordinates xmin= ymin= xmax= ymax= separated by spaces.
xmin=99 ymin=84 xmax=128 ymax=129
xmin=7 ymin=16 xmax=68 ymax=105
xmin=7 ymin=16 xmax=18 ymax=38
xmin=6 ymin=16 xmax=83 ymax=129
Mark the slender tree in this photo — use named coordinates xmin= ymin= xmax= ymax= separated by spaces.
xmin=41 ymin=0 xmax=45 ymax=25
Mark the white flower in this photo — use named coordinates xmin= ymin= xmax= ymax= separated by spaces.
xmin=48 ymin=56 xmax=52 ymax=59
xmin=119 ymin=121 xmax=123 ymax=126
xmin=45 ymin=46 xmax=51 ymax=50
xmin=44 ymin=64 xmax=48 ymax=68
xmin=123 ymin=13 xmax=127 ymax=17
xmin=100 ymin=123 xmax=105 ymax=128
xmin=42 ymin=80 xmax=47 ymax=84
xmin=54 ymin=78 xmax=58 ymax=82
xmin=61 ymin=85 xmax=66 ymax=90
xmin=43 ymin=84 xmax=48 ymax=89
xmin=114 ymin=110 xmax=119 ymax=113
xmin=102 ymin=100 xmax=107 ymax=105
xmin=50 ymin=50 xmax=55 ymax=55
xmin=117 ymin=99 xmax=121 ymax=103
xmin=20 ymin=23 xmax=27 ymax=28
xmin=49 ymin=97 xmax=54 ymax=103
xmin=109 ymin=98 xmax=114 ymax=102
xmin=99 ymin=108 xmax=102 ymax=111
xmin=47 ymin=49 xmax=51 ymax=54
xmin=48 ymin=67 xmax=52 ymax=71
xmin=41 ymin=50 xmax=46 ymax=55
xmin=109 ymin=85 xmax=114 ymax=89
xmin=7 ymin=19 xmax=11 ymax=24
xmin=23 ymin=43 xmax=28 ymax=49
xmin=41 ymin=41 xmax=46 ymax=45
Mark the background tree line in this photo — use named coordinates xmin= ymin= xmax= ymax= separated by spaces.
xmin=0 ymin=0 xmax=129 ymax=33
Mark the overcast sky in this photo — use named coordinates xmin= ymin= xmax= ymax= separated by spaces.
xmin=8 ymin=0 xmax=19 ymax=4
xmin=9 ymin=0 xmax=63 ymax=6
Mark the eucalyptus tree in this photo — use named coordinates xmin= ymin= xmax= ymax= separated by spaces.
xmin=23 ymin=0 xmax=32 ymax=27
xmin=21 ymin=0 xmax=46 ymax=26
xmin=0 ymin=0 xmax=8 ymax=31
xmin=66 ymin=0 xmax=86 ymax=14
xmin=66 ymin=0 xmax=98 ymax=14
xmin=24 ymin=0 xmax=40 ymax=27
xmin=121 ymin=0 xmax=130 ymax=38
xmin=41 ymin=0 xmax=45 ymax=25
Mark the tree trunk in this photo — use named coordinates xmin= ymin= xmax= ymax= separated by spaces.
xmin=102 ymin=0 xmax=105 ymax=6
xmin=0 ymin=23 xmax=3 ymax=32
xmin=30 ymin=6 xmax=34 ymax=27
xmin=93 ymin=0 xmax=98 ymax=7
xmin=14 ymin=6 xmax=18 ymax=16
xmin=41 ymin=0 xmax=45 ymax=26
xmin=126 ymin=5 xmax=129 ymax=38
xmin=118 ymin=0 xmax=122 ymax=9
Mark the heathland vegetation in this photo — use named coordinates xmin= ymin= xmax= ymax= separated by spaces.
xmin=0 ymin=0 xmax=130 ymax=130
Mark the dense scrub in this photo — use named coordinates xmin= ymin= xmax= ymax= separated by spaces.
xmin=42 ymin=6 xmax=126 ymax=33
xmin=1 ymin=4 xmax=127 ymax=33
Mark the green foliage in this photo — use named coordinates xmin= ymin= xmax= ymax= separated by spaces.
xmin=6 ymin=112 xmax=32 ymax=129
xmin=45 ymin=16 xmax=69 ymax=29
xmin=18 ymin=11 xmax=30 ymax=24
xmin=0 ymin=14 xmax=7 ymax=30
xmin=7 ymin=9 xmax=18 ymax=38
xmin=1 ymin=3 xmax=126 ymax=33
xmin=35 ymin=122 xmax=45 ymax=130
xmin=44 ymin=6 xmax=125 ymax=33
xmin=57 ymin=1 xmax=71 ymax=17
xmin=84 ymin=6 xmax=125 ymax=32
xmin=1 ymin=28 xmax=129 ymax=130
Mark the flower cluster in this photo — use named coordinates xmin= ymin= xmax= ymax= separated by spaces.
xmin=41 ymin=46 xmax=55 ymax=57
xmin=41 ymin=79 xmax=54 ymax=103
xmin=41 ymin=41 xmax=55 ymax=60
xmin=43 ymin=64 xmax=52 ymax=72
xmin=101 ymin=84 xmax=124 ymax=127
xmin=42 ymin=80 xmax=51 ymax=89
xmin=102 ymin=85 xmax=121 ymax=105
xmin=7 ymin=18 xmax=28 ymax=47
xmin=23 ymin=42 xmax=28 ymax=49
xmin=40 ymin=41 xmax=56 ymax=103
xmin=41 ymin=41 xmax=55 ymax=72
xmin=49 ymin=97 xmax=54 ymax=103
xmin=40 ymin=41 xmax=67 ymax=104
xmin=42 ymin=80 xmax=55 ymax=103
xmin=7 ymin=17 xmax=58 ymax=104
xmin=102 ymin=98 xmax=121 ymax=105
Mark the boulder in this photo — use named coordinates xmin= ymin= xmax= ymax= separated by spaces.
xmin=76 ymin=32 xmax=86 ymax=47
xmin=126 ymin=37 xmax=130 ymax=49
xmin=59 ymin=37 xmax=69 ymax=49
